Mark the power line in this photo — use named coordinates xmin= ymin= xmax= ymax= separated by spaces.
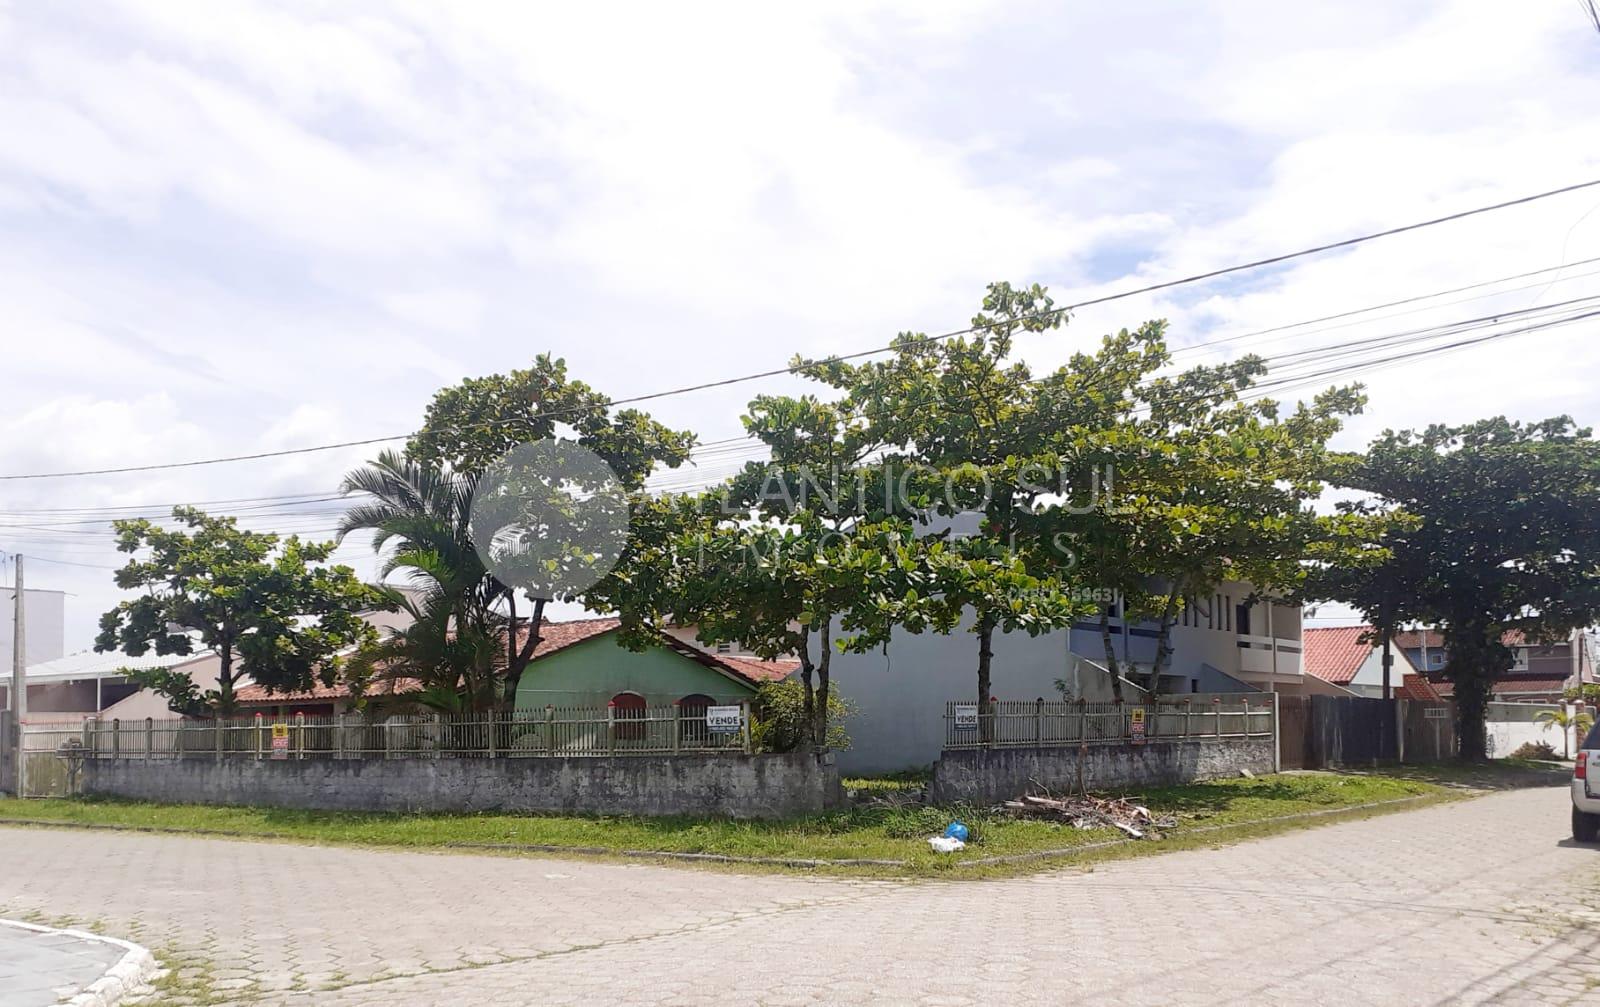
xmin=6 ymin=176 xmax=1598 ymax=483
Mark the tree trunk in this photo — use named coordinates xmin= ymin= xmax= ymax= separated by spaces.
xmin=500 ymin=596 xmax=546 ymax=714
xmin=1098 ymin=611 xmax=1123 ymax=703
xmin=1149 ymin=584 xmax=1183 ymax=694
xmin=977 ymin=611 xmax=997 ymax=742
xmin=797 ymin=637 xmax=816 ymax=753
xmin=1447 ymin=624 xmax=1494 ymax=762
xmin=215 ymin=641 xmax=236 ymax=718
xmin=813 ymin=620 xmax=833 ymax=751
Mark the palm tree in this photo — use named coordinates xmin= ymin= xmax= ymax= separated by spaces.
xmin=338 ymin=450 xmax=550 ymax=716
xmin=343 ymin=587 xmax=505 ymax=714
xmin=1535 ymin=706 xmax=1595 ymax=760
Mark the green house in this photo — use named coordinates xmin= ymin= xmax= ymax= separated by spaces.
xmin=512 ymin=618 xmax=796 ymax=713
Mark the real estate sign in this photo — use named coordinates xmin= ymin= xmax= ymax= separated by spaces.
xmin=270 ymin=721 xmax=289 ymax=759
xmin=705 ymin=706 xmax=743 ymax=734
xmin=1129 ymin=707 xmax=1147 ymax=745
xmin=953 ymin=704 xmax=979 ymax=730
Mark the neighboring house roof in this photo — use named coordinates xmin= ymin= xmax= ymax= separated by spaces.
xmin=1301 ymin=626 xmax=1385 ymax=685
xmin=1398 ymin=674 xmax=1443 ymax=702
xmin=1425 ymin=675 xmax=1571 ymax=699
xmin=22 ymin=647 xmax=208 ymax=685
xmin=236 ymin=617 xmax=798 ymax=705
xmin=1394 ymin=628 xmax=1556 ymax=650
xmin=235 ymin=676 xmax=421 ymax=705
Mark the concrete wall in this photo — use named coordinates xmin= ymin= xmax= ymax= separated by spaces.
xmin=930 ymin=738 xmax=1274 ymax=805
xmin=81 ymin=751 xmax=842 ymax=819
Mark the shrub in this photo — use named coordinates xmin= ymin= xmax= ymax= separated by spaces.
xmin=1509 ymin=740 xmax=1558 ymax=760
xmin=752 ymin=679 xmax=853 ymax=753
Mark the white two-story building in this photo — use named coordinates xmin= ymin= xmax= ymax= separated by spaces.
xmin=825 ymin=579 xmax=1316 ymax=774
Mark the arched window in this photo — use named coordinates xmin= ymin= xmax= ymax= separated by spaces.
xmin=677 ymin=693 xmax=715 ymax=745
xmin=610 ymin=692 xmax=647 ymax=743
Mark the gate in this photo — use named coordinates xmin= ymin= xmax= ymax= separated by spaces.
xmin=19 ymin=720 xmax=89 ymax=797
xmin=1278 ymin=695 xmax=1311 ymax=769
xmin=1404 ymin=701 xmax=1456 ymax=762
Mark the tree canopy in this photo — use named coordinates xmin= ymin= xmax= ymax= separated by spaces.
xmin=96 ymin=506 xmax=384 ymax=715
xmin=1323 ymin=416 xmax=1600 ymax=759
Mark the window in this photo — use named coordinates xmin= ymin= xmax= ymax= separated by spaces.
xmin=1235 ymin=602 xmax=1252 ymax=637
xmin=678 ymin=693 xmax=715 ymax=744
xmin=1509 ymin=648 xmax=1528 ymax=672
xmin=609 ymin=692 xmax=647 ymax=742
xmin=715 ymin=641 xmax=734 ymax=654
xmin=1429 ymin=652 xmax=1444 ymax=668
xmin=1224 ymin=595 xmax=1232 ymax=632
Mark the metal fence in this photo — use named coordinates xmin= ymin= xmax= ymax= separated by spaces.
xmin=54 ymin=704 xmax=755 ymax=763
xmin=942 ymin=694 xmax=1274 ymax=751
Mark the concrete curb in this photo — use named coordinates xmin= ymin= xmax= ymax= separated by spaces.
xmin=0 ymin=918 xmax=157 ymax=1007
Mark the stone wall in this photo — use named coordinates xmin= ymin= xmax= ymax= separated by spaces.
xmin=82 ymin=751 xmax=842 ymax=819
xmin=929 ymin=738 xmax=1275 ymax=805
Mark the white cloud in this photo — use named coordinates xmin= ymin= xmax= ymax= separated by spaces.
xmin=2 ymin=0 xmax=1600 ymax=646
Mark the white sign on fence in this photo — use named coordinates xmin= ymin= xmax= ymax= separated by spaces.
xmin=953 ymin=704 xmax=979 ymax=730
xmin=705 ymin=706 xmax=743 ymax=734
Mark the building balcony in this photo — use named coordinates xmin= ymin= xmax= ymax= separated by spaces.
xmin=1236 ymin=635 xmax=1303 ymax=677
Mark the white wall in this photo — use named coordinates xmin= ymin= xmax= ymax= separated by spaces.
xmin=0 ymin=588 xmax=66 ymax=668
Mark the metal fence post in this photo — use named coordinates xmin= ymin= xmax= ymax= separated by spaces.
xmin=672 ymin=703 xmax=681 ymax=754
xmin=215 ymin=715 xmax=223 ymax=762
xmin=335 ymin=713 xmax=346 ymax=760
xmin=1077 ymin=698 xmax=1088 ymax=744
xmin=254 ymin=712 xmax=263 ymax=760
xmin=607 ymin=703 xmax=617 ymax=756
xmin=740 ymin=700 xmax=753 ymax=755
xmin=1034 ymin=697 xmax=1044 ymax=746
xmin=112 ymin=718 xmax=120 ymax=759
xmin=1184 ymin=700 xmax=1193 ymax=740
xmin=1214 ymin=697 xmax=1222 ymax=738
xmin=432 ymin=713 xmax=442 ymax=760
xmin=296 ymin=712 xmax=306 ymax=760
xmin=486 ymin=711 xmax=497 ymax=759
xmin=144 ymin=717 xmax=153 ymax=762
xmin=545 ymin=705 xmax=555 ymax=755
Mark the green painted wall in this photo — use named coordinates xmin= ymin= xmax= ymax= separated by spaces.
xmin=514 ymin=633 xmax=756 ymax=710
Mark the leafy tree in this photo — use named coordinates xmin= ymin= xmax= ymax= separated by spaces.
xmin=385 ymin=358 xmax=695 ymax=713
xmin=795 ymin=283 xmax=1111 ymax=722
xmin=1335 ymin=417 xmax=1600 ymax=760
xmin=598 ymin=395 xmax=921 ymax=748
xmin=97 ymin=507 xmax=384 ymax=716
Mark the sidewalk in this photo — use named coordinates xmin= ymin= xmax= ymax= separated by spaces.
xmin=0 ymin=920 xmax=153 ymax=1007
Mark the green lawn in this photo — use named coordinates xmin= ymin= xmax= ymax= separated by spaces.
xmin=0 ymin=771 xmax=1448 ymax=876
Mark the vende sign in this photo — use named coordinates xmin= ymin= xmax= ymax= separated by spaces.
xmin=1129 ymin=707 xmax=1147 ymax=745
xmin=953 ymin=704 xmax=979 ymax=730
xmin=705 ymin=706 xmax=743 ymax=734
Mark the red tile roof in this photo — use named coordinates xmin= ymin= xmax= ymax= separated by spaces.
xmin=1425 ymin=675 xmax=1571 ymax=699
xmin=236 ymin=617 xmax=796 ymax=704
xmin=1398 ymin=674 xmax=1443 ymax=702
xmin=1302 ymin=626 xmax=1376 ymax=685
xmin=236 ymin=676 xmax=420 ymax=705
xmin=1394 ymin=628 xmax=1543 ymax=650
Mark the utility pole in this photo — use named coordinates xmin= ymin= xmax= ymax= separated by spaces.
xmin=10 ymin=554 xmax=24 ymax=798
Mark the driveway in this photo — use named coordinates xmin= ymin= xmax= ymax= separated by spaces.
xmin=1 ymin=786 xmax=1596 ymax=1005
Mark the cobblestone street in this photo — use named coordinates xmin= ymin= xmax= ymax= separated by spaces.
xmin=3 ymin=786 xmax=1597 ymax=1005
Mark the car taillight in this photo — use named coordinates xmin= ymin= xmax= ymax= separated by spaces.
xmin=1578 ymin=758 xmax=1588 ymax=780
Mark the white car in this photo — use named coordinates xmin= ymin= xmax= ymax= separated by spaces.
xmin=1574 ymin=723 xmax=1600 ymax=843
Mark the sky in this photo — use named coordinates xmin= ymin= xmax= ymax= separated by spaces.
xmin=1 ymin=0 xmax=1599 ymax=649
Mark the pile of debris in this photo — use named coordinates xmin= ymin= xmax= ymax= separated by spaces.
xmin=999 ymin=790 xmax=1177 ymax=840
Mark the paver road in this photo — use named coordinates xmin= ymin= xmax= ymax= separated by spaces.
xmin=2 ymin=786 xmax=1597 ymax=1005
